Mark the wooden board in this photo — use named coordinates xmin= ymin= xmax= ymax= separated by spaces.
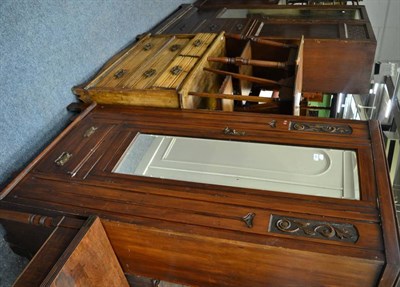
xmin=47 ymin=217 xmax=128 ymax=287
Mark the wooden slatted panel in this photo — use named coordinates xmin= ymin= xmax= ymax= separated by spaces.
xmin=152 ymin=56 xmax=198 ymax=89
xmin=179 ymin=33 xmax=217 ymax=57
xmin=88 ymin=36 xmax=171 ymax=89
xmin=121 ymin=37 xmax=191 ymax=89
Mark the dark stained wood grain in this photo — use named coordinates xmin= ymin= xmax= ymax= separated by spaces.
xmin=368 ymin=121 xmax=400 ymax=286
xmin=103 ymin=219 xmax=383 ymax=287
xmin=1 ymin=104 xmax=397 ymax=286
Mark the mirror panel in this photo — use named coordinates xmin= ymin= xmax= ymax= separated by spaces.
xmin=113 ymin=134 xmax=360 ymax=200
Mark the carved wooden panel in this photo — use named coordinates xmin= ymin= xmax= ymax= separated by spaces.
xmin=269 ymin=215 xmax=359 ymax=243
xmin=289 ymin=121 xmax=353 ymax=134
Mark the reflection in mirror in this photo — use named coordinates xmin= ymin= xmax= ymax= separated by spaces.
xmin=113 ymin=134 xmax=360 ymax=200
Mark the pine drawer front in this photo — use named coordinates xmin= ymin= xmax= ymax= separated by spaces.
xmin=74 ymin=33 xmax=223 ymax=108
xmin=33 ymin=121 xmax=116 ymax=178
xmin=152 ymin=56 xmax=199 ymax=89
xmin=121 ymin=37 xmax=192 ymax=89
xmin=87 ymin=35 xmax=173 ymax=89
xmin=180 ymin=32 xmax=226 ymax=109
xmin=180 ymin=33 xmax=217 ymax=57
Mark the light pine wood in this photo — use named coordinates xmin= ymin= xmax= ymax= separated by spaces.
xmin=293 ymin=36 xmax=304 ymax=116
xmin=153 ymin=56 xmax=198 ymax=89
xmin=220 ymin=75 xmax=234 ymax=111
xmin=180 ymin=33 xmax=217 ymax=56
xmin=239 ymin=40 xmax=252 ymax=96
xmin=179 ymin=32 xmax=226 ymax=109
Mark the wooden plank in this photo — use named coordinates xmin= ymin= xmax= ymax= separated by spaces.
xmin=103 ymin=220 xmax=383 ymax=287
xmin=45 ymin=218 xmax=129 ymax=287
xmin=13 ymin=227 xmax=78 ymax=287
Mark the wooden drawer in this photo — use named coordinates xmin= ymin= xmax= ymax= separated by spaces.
xmin=121 ymin=37 xmax=191 ymax=89
xmin=153 ymin=56 xmax=199 ymax=89
xmin=33 ymin=120 xmax=115 ymax=177
xmin=74 ymin=33 xmax=224 ymax=109
xmin=87 ymin=35 xmax=172 ymax=89
xmin=180 ymin=33 xmax=217 ymax=57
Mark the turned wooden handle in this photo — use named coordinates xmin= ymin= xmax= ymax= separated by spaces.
xmin=207 ymin=56 xmax=287 ymax=69
xmin=225 ymin=34 xmax=296 ymax=49
xmin=203 ymin=67 xmax=280 ymax=86
xmin=0 ymin=209 xmax=54 ymax=227
xmin=188 ymin=91 xmax=277 ymax=103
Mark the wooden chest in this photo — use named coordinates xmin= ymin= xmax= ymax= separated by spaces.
xmin=1 ymin=104 xmax=399 ymax=286
xmin=74 ymin=32 xmax=304 ymax=115
xmin=73 ymin=33 xmax=226 ymax=110
xmin=151 ymin=3 xmax=376 ymax=94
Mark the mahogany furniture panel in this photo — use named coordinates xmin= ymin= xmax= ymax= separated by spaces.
xmin=1 ymin=104 xmax=399 ymax=286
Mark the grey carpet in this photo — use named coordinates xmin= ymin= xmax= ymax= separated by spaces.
xmin=0 ymin=1 xmax=193 ymax=285
xmin=0 ymin=0 xmax=193 ymax=188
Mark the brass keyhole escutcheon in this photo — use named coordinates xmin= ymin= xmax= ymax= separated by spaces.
xmin=193 ymin=39 xmax=202 ymax=47
xmin=170 ymin=65 xmax=183 ymax=76
xmin=114 ymin=69 xmax=127 ymax=79
xmin=170 ymin=44 xmax=181 ymax=52
xmin=143 ymin=68 xmax=156 ymax=78
xmin=241 ymin=213 xmax=256 ymax=228
xmin=143 ymin=43 xmax=153 ymax=51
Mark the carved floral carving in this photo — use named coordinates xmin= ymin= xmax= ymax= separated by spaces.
xmin=270 ymin=215 xmax=358 ymax=243
xmin=289 ymin=122 xmax=352 ymax=134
